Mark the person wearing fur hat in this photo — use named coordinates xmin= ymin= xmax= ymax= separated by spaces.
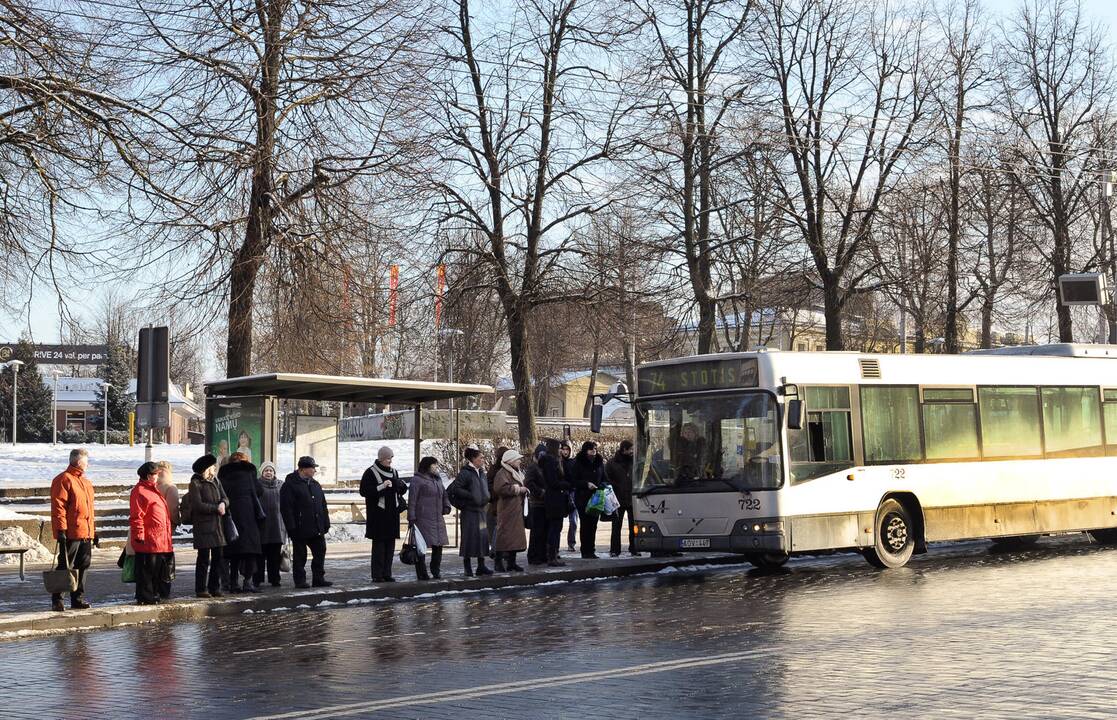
xmin=253 ymin=461 xmax=287 ymax=587
xmin=218 ymin=452 xmax=264 ymax=592
xmin=188 ymin=454 xmax=228 ymax=598
xmin=492 ymin=448 xmax=529 ymax=572
xmin=359 ymin=446 xmax=407 ymax=582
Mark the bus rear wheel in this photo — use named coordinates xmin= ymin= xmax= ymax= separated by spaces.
xmin=746 ymin=552 xmax=789 ymax=571
xmin=863 ymin=498 xmax=915 ymax=569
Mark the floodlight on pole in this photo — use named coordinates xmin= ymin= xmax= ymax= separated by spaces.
xmin=101 ymin=382 xmax=111 ymax=446
xmin=6 ymin=360 xmax=23 ymax=445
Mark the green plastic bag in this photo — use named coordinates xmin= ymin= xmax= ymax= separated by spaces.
xmin=586 ymin=488 xmax=607 ymax=516
xmin=121 ymin=554 xmax=136 ymax=584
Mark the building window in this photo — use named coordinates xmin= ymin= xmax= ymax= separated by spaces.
xmin=65 ymin=411 xmax=87 ymax=431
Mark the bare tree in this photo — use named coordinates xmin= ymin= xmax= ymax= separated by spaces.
xmin=115 ymin=0 xmax=431 ymax=377
xmin=758 ymin=0 xmax=934 ymax=350
xmin=999 ymin=0 xmax=1112 ymax=342
xmin=426 ymin=0 xmax=633 ymax=449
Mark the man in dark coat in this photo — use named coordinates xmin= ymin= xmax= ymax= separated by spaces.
xmin=541 ymin=439 xmax=572 ymax=566
xmin=606 ymin=440 xmax=639 ymax=557
xmin=280 ymin=456 xmax=332 ymax=588
xmin=571 ymin=441 xmax=605 ymax=559
xmin=218 ymin=453 xmax=264 ymax=592
xmin=524 ymin=442 xmax=548 ymax=565
xmin=359 ymin=446 xmax=407 ymax=582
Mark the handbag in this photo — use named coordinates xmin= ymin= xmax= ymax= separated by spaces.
xmin=400 ymin=527 xmax=419 ymax=565
xmin=121 ymin=554 xmax=136 ymax=584
xmin=223 ymin=513 xmax=240 ymax=544
xmin=280 ymin=543 xmax=292 ymax=573
xmin=42 ymin=541 xmax=78 ymax=595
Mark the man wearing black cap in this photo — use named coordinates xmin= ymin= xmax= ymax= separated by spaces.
xmin=280 ymin=456 xmax=332 ymax=588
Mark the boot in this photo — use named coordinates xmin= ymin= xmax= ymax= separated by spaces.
xmin=51 ymin=594 xmax=65 ymax=612
xmin=507 ymin=553 xmax=525 ymax=572
xmin=475 ymin=559 xmax=493 ymax=576
xmin=415 ymin=556 xmax=430 ymax=581
xmin=430 ymin=550 xmax=442 ymax=579
xmin=70 ymin=594 xmax=91 ymax=610
xmin=463 ymin=558 xmax=474 ymax=577
xmin=494 ymin=553 xmax=506 ymax=572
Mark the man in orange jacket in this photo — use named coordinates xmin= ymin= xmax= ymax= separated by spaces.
xmin=49 ymin=448 xmax=97 ymax=612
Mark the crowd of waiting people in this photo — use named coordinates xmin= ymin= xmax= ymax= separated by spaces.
xmin=45 ymin=439 xmax=638 ymax=611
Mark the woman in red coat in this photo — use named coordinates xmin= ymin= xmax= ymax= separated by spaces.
xmin=130 ymin=461 xmax=175 ymax=605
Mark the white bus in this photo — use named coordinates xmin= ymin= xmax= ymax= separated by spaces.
xmin=629 ymin=345 xmax=1117 ymax=569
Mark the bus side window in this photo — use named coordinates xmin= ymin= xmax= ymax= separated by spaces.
xmin=790 ymin=386 xmax=854 ymax=482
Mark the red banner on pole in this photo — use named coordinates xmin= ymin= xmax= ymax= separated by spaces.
xmin=434 ymin=264 xmax=446 ymax=330
xmin=388 ymin=265 xmax=399 ymax=327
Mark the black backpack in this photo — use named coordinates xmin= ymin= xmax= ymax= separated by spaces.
xmin=446 ymin=476 xmax=470 ymax=510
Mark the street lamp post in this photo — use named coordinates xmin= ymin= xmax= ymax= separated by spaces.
xmin=51 ymin=371 xmax=61 ymax=445
xmin=101 ymin=382 xmax=111 ymax=446
xmin=6 ymin=360 xmax=23 ymax=445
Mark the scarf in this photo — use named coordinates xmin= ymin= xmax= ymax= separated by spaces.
xmin=501 ymin=461 xmax=525 ymax=485
xmin=370 ymin=462 xmax=396 ymax=509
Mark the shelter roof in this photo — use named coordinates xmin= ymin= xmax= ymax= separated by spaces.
xmin=204 ymin=373 xmax=493 ymax=405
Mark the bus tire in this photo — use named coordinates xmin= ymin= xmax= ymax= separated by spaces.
xmin=746 ymin=552 xmax=789 ymax=570
xmin=989 ymin=534 xmax=1040 ymax=550
xmin=1088 ymin=529 xmax=1117 ymax=545
xmin=864 ymin=498 xmax=915 ymax=569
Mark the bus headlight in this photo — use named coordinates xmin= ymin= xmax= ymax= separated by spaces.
xmin=635 ymin=522 xmax=660 ymax=536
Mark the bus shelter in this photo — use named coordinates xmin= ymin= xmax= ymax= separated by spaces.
xmin=203 ymin=373 xmax=493 ymax=479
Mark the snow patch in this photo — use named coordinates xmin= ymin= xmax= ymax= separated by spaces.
xmin=0 ymin=527 xmax=53 ymax=564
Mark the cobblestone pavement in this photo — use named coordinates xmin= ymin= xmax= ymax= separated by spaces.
xmin=2 ymin=536 xmax=1116 ymax=719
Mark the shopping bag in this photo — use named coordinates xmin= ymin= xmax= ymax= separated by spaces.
xmin=412 ymin=526 xmax=429 ymax=555
xmin=280 ymin=543 xmax=292 ymax=573
xmin=603 ymin=486 xmax=621 ymax=515
xmin=42 ymin=543 xmax=78 ymax=594
xmin=121 ymin=555 xmax=136 ymax=584
xmin=223 ymin=513 xmax=239 ymax=544
xmin=585 ymin=488 xmax=607 ymax=516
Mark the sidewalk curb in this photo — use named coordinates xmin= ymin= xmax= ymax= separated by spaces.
xmin=0 ymin=554 xmax=746 ymax=639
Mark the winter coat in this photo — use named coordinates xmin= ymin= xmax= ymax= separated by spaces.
xmin=541 ymin=455 xmax=572 ymax=521
xmin=280 ymin=471 xmax=331 ymax=540
xmin=454 ymin=464 xmax=490 ymax=557
xmin=360 ymin=462 xmax=407 ymax=541
xmin=218 ymin=460 xmax=264 ymax=557
xmin=605 ymin=452 xmax=634 ymax=508
xmin=157 ymin=478 xmax=180 ymax=528
xmin=259 ymin=476 xmax=286 ymax=545
xmin=50 ymin=464 xmax=95 ymax=540
xmin=572 ymin=454 xmax=605 ymax=513
xmin=188 ymin=472 xmax=227 ymax=550
xmin=524 ymin=463 xmax=546 ymax=508
xmin=129 ymin=478 xmax=174 ymax=554
xmin=492 ymin=467 xmax=528 ymax=552
xmin=407 ymin=471 xmax=450 ymax=547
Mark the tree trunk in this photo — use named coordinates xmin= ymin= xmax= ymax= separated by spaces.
xmin=823 ymin=280 xmax=844 ymax=351
xmin=583 ymin=343 xmax=600 ymax=418
xmin=980 ymin=299 xmax=994 ymax=349
xmin=1053 ymin=221 xmax=1074 ymax=343
xmin=507 ymin=303 xmax=537 ymax=451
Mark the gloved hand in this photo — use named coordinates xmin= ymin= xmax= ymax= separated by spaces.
xmin=57 ymin=531 xmax=66 ymax=544
xmin=93 ymin=536 xmax=100 ymax=548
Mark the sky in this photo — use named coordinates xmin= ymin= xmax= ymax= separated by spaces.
xmin=4 ymin=0 xmax=1117 ymax=346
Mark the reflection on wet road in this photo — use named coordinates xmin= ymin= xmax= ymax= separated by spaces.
xmin=4 ymin=537 xmax=1116 ymax=719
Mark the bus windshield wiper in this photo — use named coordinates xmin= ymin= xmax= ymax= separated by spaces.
xmin=634 ymin=485 xmax=674 ymax=498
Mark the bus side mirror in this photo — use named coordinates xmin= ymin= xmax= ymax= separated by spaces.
xmin=590 ymin=404 xmax=603 ymax=433
xmin=787 ymin=399 xmax=803 ymax=431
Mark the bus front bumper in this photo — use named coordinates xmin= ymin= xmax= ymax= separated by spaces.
xmin=633 ymin=519 xmax=786 ymax=554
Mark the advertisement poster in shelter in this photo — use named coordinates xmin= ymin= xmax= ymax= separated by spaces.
xmin=206 ymin=396 xmax=266 ymax=467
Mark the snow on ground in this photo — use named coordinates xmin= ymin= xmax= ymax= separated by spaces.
xmin=0 ymin=439 xmax=433 ymax=488
xmin=0 ymin=527 xmax=53 ymax=564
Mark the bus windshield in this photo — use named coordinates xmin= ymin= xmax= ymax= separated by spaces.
xmin=634 ymin=392 xmax=782 ymax=494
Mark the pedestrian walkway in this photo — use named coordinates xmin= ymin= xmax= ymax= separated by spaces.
xmin=0 ymin=524 xmax=741 ymax=639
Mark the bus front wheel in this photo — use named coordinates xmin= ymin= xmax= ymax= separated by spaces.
xmin=746 ymin=552 xmax=789 ymax=571
xmin=863 ymin=498 xmax=916 ymax=569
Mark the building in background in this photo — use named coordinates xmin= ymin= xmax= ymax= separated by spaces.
xmin=47 ymin=377 xmax=204 ymax=443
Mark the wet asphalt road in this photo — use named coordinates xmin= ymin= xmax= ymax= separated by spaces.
xmin=4 ymin=536 xmax=1116 ymax=719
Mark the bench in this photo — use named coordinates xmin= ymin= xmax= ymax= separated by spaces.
xmin=0 ymin=546 xmax=31 ymax=581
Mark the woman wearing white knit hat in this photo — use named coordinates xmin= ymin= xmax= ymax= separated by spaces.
xmin=491 ymin=448 xmax=529 ymax=572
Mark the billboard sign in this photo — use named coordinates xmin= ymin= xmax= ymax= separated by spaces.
xmin=0 ymin=344 xmax=110 ymax=365
xmin=206 ymin=396 xmax=267 ymax=467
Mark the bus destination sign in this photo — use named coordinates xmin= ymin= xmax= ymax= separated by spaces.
xmin=637 ymin=358 xmax=758 ymax=397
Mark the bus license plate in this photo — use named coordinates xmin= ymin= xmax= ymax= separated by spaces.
xmin=680 ymin=538 xmax=710 ymax=549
